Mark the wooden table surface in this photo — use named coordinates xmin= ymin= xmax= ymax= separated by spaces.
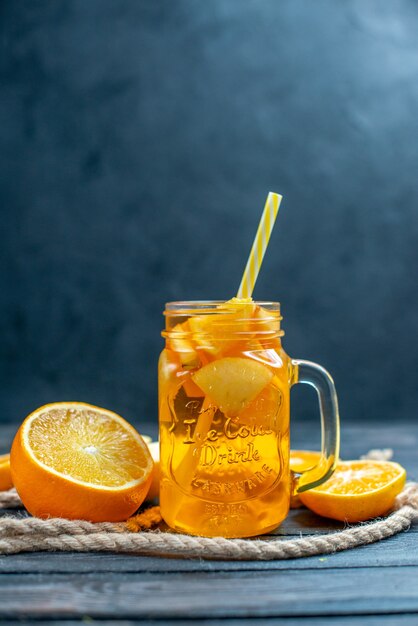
xmin=0 ymin=418 xmax=417 ymax=625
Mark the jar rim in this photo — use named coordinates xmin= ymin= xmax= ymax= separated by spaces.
xmin=163 ymin=300 xmax=283 ymax=339
xmin=165 ymin=300 xmax=281 ymax=314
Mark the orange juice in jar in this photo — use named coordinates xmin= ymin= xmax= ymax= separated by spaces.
xmin=159 ymin=299 xmax=339 ymax=538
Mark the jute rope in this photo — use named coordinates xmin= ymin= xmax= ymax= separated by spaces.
xmin=0 ymin=451 xmax=416 ymax=561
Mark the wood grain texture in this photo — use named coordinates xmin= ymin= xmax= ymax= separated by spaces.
xmin=1 ymin=619 xmax=418 ymax=626
xmin=0 ymin=567 xmax=417 ymax=619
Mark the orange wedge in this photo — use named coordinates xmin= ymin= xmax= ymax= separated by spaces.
xmin=0 ymin=454 xmax=12 ymax=491
xmin=188 ymin=298 xmax=257 ymax=357
xmin=168 ymin=320 xmax=199 ymax=366
xmin=192 ymin=357 xmax=273 ymax=416
xmin=299 ymin=460 xmax=406 ymax=522
xmin=10 ymin=402 xmax=153 ymax=522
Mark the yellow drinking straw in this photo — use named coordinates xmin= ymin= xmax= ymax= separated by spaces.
xmin=237 ymin=192 xmax=282 ymax=298
xmin=172 ymin=191 xmax=282 ymax=518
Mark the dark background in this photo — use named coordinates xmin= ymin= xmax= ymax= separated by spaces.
xmin=1 ymin=0 xmax=418 ymax=430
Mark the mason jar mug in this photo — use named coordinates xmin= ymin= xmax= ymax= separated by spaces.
xmin=158 ymin=300 xmax=340 ymax=538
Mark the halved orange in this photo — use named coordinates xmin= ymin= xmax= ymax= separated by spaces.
xmin=10 ymin=402 xmax=153 ymax=522
xmin=289 ymin=450 xmax=322 ymax=508
xmin=146 ymin=441 xmax=160 ymax=501
xmin=0 ymin=454 xmax=12 ymax=491
xmin=299 ymin=460 xmax=406 ymax=522
xmin=290 ymin=449 xmax=322 ymax=474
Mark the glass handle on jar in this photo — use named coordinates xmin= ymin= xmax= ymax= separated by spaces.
xmin=291 ymin=359 xmax=340 ymax=493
